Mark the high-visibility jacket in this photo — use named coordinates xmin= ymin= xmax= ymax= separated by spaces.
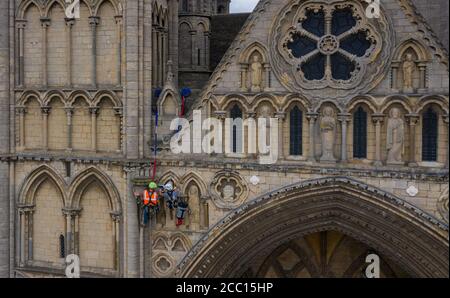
xmin=143 ymin=189 xmax=159 ymax=206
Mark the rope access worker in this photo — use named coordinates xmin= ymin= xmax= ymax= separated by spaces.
xmin=176 ymin=198 xmax=189 ymax=227
xmin=161 ymin=182 xmax=178 ymax=211
xmin=141 ymin=182 xmax=160 ymax=225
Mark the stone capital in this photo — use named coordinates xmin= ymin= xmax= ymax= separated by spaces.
xmin=41 ymin=106 xmax=52 ymax=115
xmin=64 ymin=107 xmax=74 ymax=116
xmin=40 ymin=17 xmax=51 ymax=27
xmin=306 ymin=112 xmax=319 ymax=121
xmin=110 ymin=211 xmax=122 ymax=223
xmin=18 ymin=204 xmax=35 ymax=214
xmin=65 ymin=18 xmax=76 ymax=27
xmin=406 ymin=113 xmax=420 ymax=125
xmin=89 ymin=16 xmax=100 ymax=26
xmin=114 ymin=15 xmax=123 ymax=25
xmin=16 ymin=19 xmax=27 ymax=29
xmin=371 ymin=113 xmax=385 ymax=124
xmin=89 ymin=107 xmax=99 ymax=115
xmin=213 ymin=111 xmax=227 ymax=120
xmin=338 ymin=113 xmax=352 ymax=123
xmin=15 ymin=106 xmax=27 ymax=115
xmin=275 ymin=112 xmax=286 ymax=120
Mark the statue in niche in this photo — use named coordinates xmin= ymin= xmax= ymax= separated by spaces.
xmin=387 ymin=107 xmax=405 ymax=164
xmin=187 ymin=184 xmax=200 ymax=230
xmin=320 ymin=107 xmax=337 ymax=162
xmin=222 ymin=183 xmax=236 ymax=202
xmin=250 ymin=55 xmax=263 ymax=92
xmin=402 ymin=53 xmax=416 ymax=93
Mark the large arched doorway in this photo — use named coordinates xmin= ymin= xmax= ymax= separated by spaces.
xmin=176 ymin=177 xmax=449 ymax=278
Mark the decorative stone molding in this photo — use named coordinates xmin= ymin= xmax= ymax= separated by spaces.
xmin=210 ymin=170 xmax=249 ymax=210
xmin=152 ymin=253 xmax=175 ymax=277
xmin=177 ymin=177 xmax=448 ymax=278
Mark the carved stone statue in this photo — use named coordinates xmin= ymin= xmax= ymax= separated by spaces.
xmin=320 ymin=107 xmax=336 ymax=162
xmin=187 ymin=184 xmax=200 ymax=229
xmin=402 ymin=53 xmax=416 ymax=93
xmin=250 ymin=55 xmax=263 ymax=92
xmin=222 ymin=183 xmax=236 ymax=202
xmin=387 ymin=107 xmax=405 ymax=164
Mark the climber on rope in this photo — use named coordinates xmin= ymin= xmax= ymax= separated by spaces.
xmin=141 ymin=182 xmax=160 ymax=225
xmin=161 ymin=182 xmax=178 ymax=211
xmin=176 ymin=198 xmax=189 ymax=227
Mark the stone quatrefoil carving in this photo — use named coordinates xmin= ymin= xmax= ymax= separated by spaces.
xmin=271 ymin=0 xmax=393 ymax=101
xmin=210 ymin=170 xmax=249 ymax=210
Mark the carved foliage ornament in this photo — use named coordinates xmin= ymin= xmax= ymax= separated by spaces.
xmin=270 ymin=0 xmax=393 ymax=101
xmin=210 ymin=170 xmax=249 ymax=209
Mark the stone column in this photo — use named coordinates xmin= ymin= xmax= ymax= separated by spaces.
xmin=264 ymin=64 xmax=271 ymax=90
xmin=190 ymin=30 xmax=197 ymax=67
xmin=406 ymin=114 xmax=420 ymax=167
xmin=417 ymin=62 xmax=427 ymax=93
xmin=111 ymin=212 xmax=121 ymax=274
xmin=65 ymin=107 xmax=74 ymax=151
xmin=338 ymin=114 xmax=351 ymax=163
xmin=240 ymin=64 xmax=249 ymax=91
xmin=391 ymin=62 xmax=400 ymax=92
xmin=65 ymin=18 xmax=75 ymax=88
xmin=306 ymin=112 xmax=318 ymax=162
xmin=16 ymin=107 xmax=27 ymax=150
xmin=73 ymin=211 xmax=81 ymax=256
xmin=115 ymin=16 xmax=123 ymax=86
xmin=372 ymin=114 xmax=385 ymax=166
xmin=18 ymin=207 xmax=26 ymax=266
xmin=16 ymin=20 xmax=27 ymax=87
xmin=90 ymin=107 xmax=99 ymax=152
xmin=114 ymin=107 xmax=124 ymax=153
xmin=89 ymin=16 xmax=99 ymax=88
xmin=275 ymin=112 xmax=286 ymax=160
xmin=204 ymin=31 xmax=210 ymax=68
xmin=214 ymin=111 xmax=227 ymax=155
xmin=62 ymin=209 xmax=74 ymax=255
xmin=152 ymin=27 xmax=158 ymax=87
xmin=40 ymin=18 xmax=51 ymax=88
xmin=443 ymin=115 xmax=449 ymax=168
xmin=158 ymin=27 xmax=164 ymax=86
xmin=41 ymin=106 xmax=51 ymax=151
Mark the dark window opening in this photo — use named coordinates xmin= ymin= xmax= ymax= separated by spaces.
xmin=422 ymin=107 xmax=438 ymax=162
xmin=332 ymin=8 xmax=356 ymax=36
xmin=65 ymin=161 xmax=71 ymax=177
xmin=59 ymin=234 xmax=66 ymax=259
xmin=353 ymin=107 xmax=368 ymax=159
xmin=302 ymin=9 xmax=325 ymax=37
xmin=290 ymin=106 xmax=303 ymax=156
xmin=331 ymin=53 xmax=355 ymax=80
xmin=287 ymin=33 xmax=316 ymax=58
xmin=301 ymin=54 xmax=326 ymax=80
xmin=230 ymin=104 xmax=243 ymax=153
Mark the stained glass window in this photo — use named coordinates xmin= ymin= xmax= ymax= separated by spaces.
xmin=286 ymin=6 xmax=373 ymax=82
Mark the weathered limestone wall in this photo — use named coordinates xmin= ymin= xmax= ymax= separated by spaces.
xmin=0 ymin=0 xmax=10 ymax=278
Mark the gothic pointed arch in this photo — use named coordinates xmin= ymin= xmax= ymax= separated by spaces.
xmin=180 ymin=172 xmax=208 ymax=195
xmin=93 ymin=0 xmax=123 ymax=16
xmin=16 ymin=0 xmax=42 ymax=19
xmin=19 ymin=165 xmax=67 ymax=206
xmin=68 ymin=167 xmax=122 ymax=213
xmin=177 ymin=177 xmax=448 ymax=278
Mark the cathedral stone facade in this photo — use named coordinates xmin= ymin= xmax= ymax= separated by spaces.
xmin=0 ymin=0 xmax=448 ymax=278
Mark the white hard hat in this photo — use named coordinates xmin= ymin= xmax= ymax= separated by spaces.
xmin=164 ymin=183 xmax=173 ymax=191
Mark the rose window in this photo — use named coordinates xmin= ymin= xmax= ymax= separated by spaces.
xmin=284 ymin=5 xmax=375 ymax=82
